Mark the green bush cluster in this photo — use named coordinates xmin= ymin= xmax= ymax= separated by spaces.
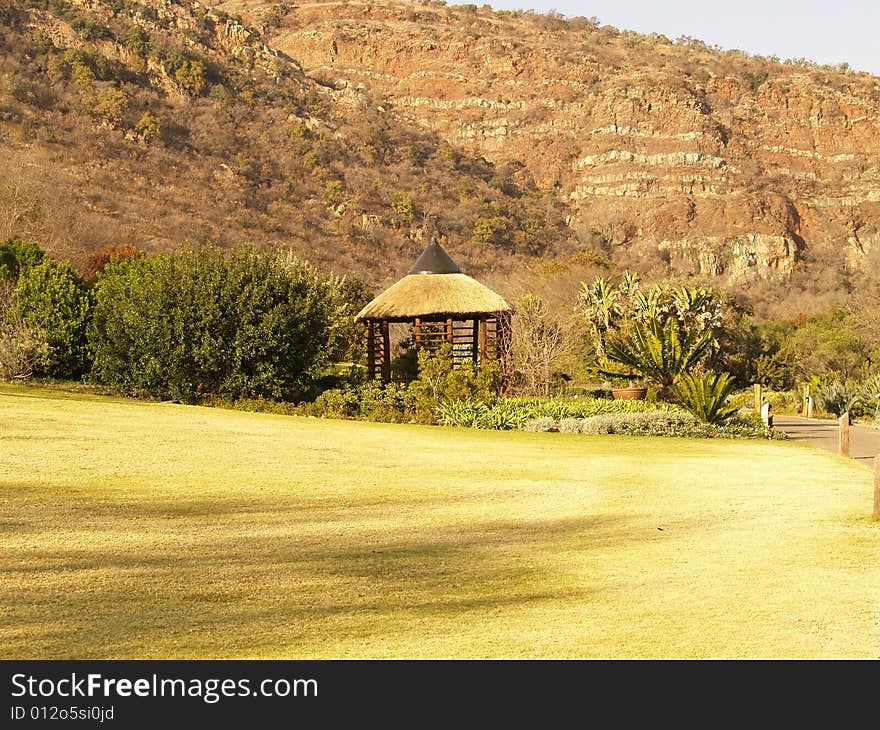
xmin=297 ymin=381 xmax=419 ymax=423
xmin=1 ymin=238 xmax=91 ymax=380
xmin=296 ymin=346 xmax=501 ymax=424
xmin=13 ymin=259 xmax=92 ymax=378
xmin=0 ymin=237 xmax=45 ymax=279
xmin=88 ymin=247 xmax=339 ymax=402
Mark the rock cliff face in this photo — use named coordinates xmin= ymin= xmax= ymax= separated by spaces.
xmin=224 ymin=0 xmax=880 ymax=285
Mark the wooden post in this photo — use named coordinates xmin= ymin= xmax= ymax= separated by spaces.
xmin=802 ymin=384 xmax=811 ymax=416
xmin=471 ymin=319 xmax=479 ymax=364
xmin=496 ymin=312 xmax=512 ymax=389
xmin=446 ymin=318 xmax=453 ymax=344
xmin=366 ymin=321 xmax=375 ymax=380
xmin=874 ymin=455 xmax=880 ymax=521
xmin=380 ymin=320 xmax=391 ymax=383
xmin=414 ymin=317 xmax=422 ymax=349
xmin=478 ymin=319 xmax=488 ymax=364
xmin=753 ymin=383 xmax=762 ymax=412
xmin=874 ymin=454 xmax=880 ymax=522
xmin=838 ymin=412 xmax=850 ymax=457
xmin=806 ymin=396 xmax=813 ymax=419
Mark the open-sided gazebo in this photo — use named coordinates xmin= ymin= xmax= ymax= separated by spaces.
xmin=356 ymin=239 xmax=512 ymax=383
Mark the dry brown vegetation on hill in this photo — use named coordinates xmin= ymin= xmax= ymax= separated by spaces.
xmin=2 ymin=0 xmax=880 ymax=316
xmin=0 ymin=0 xmax=571 ymax=283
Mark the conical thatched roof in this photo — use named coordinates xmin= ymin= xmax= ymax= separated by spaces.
xmin=408 ymin=239 xmax=462 ymax=274
xmin=356 ymin=240 xmax=510 ymax=321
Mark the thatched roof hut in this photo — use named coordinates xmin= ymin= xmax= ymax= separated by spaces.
xmin=356 ymin=239 xmax=511 ymax=382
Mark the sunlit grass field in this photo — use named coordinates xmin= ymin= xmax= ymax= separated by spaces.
xmin=1 ymin=383 xmax=878 ymax=659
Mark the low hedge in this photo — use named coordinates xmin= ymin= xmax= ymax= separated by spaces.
xmin=522 ymin=411 xmax=782 ymax=440
xmin=436 ymin=396 xmax=678 ymax=431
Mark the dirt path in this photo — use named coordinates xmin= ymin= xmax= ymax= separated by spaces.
xmin=773 ymin=415 xmax=880 ymax=469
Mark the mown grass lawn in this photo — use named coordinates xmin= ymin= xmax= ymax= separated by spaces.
xmin=1 ymin=384 xmax=878 ymax=659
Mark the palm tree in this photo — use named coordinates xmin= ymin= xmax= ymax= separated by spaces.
xmin=577 ymin=276 xmax=618 ymax=360
xmin=671 ymin=285 xmax=722 ymax=336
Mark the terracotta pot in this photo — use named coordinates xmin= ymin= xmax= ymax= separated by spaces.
xmin=612 ymin=386 xmax=648 ymax=400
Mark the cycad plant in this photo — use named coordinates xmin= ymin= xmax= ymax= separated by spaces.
xmin=604 ymin=316 xmax=715 ymax=398
xmin=671 ymin=370 xmax=738 ymax=425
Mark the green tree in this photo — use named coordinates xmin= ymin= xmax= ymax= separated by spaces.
xmin=473 ymin=215 xmax=510 ymax=246
xmin=326 ymin=276 xmax=373 ymax=364
xmin=0 ymin=237 xmax=44 ymax=280
xmin=390 ymin=192 xmax=415 ymax=228
xmin=135 ymin=112 xmax=162 ymax=143
xmin=123 ymin=24 xmax=150 ymax=56
xmin=83 ymin=88 xmax=129 ymax=129
xmin=88 ymin=247 xmax=339 ymax=402
xmin=171 ymin=57 xmax=207 ymax=96
xmin=784 ymin=312 xmax=870 ymax=380
xmin=13 ymin=259 xmax=92 ymax=378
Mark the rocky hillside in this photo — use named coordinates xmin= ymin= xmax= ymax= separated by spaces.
xmin=2 ymin=0 xmax=880 ymax=306
xmin=0 ymin=0 xmax=571 ymax=282
xmin=220 ymin=0 xmax=880 ymax=293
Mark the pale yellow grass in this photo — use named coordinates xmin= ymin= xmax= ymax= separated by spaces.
xmin=1 ymin=384 xmax=878 ymax=659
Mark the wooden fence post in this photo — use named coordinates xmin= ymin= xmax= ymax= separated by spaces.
xmin=366 ymin=321 xmax=375 ymax=380
xmin=753 ymin=383 xmax=762 ymax=412
xmin=802 ymin=384 xmax=811 ymax=416
xmin=838 ymin=412 xmax=850 ymax=457
xmin=874 ymin=456 xmax=880 ymax=521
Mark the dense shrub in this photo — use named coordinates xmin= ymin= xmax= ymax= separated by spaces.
xmin=409 ymin=344 xmax=501 ymax=420
xmin=88 ymin=247 xmax=338 ymax=402
xmin=298 ymin=381 xmax=418 ymax=423
xmin=558 ymin=411 xmax=698 ymax=435
xmin=13 ymin=258 xmax=92 ymax=378
xmin=0 ymin=281 xmax=47 ymax=381
xmin=0 ymin=237 xmax=44 ymax=280
xmin=524 ymin=416 xmax=557 ymax=432
xmin=297 ymin=346 xmax=501 ymax=424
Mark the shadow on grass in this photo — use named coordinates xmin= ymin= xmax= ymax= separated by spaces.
xmin=1 ymin=494 xmax=682 ymax=657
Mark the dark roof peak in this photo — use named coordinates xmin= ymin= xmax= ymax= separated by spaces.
xmin=408 ymin=237 xmax=462 ymax=275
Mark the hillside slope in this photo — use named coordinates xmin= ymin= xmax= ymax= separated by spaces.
xmin=225 ymin=0 xmax=880 ymax=290
xmin=0 ymin=0 xmax=570 ymax=281
xmin=2 ymin=0 xmax=880 ymax=303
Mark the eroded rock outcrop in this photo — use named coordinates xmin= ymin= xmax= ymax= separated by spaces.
xmin=238 ymin=0 xmax=880 ymax=284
